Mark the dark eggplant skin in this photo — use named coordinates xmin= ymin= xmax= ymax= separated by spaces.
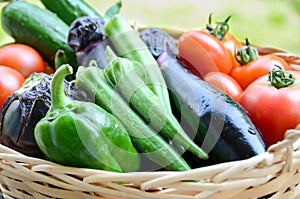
xmin=68 ymin=16 xmax=113 ymax=69
xmin=0 ymin=72 xmax=89 ymax=158
xmin=139 ymin=28 xmax=178 ymax=59
xmin=68 ymin=16 xmax=105 ymax=52
xmin=139 ymin=28 xmax=266 ymax=166
xmin=157 ymin=50 xmax=266 ymax=166
xmin=140 ymin=28 xmax=266 ymax=168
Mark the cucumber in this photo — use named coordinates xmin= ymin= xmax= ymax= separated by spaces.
xmin=40 ymin=0 xmax=102 ymax=25
xmin=1 ymin=1 xmax=77 ymax=67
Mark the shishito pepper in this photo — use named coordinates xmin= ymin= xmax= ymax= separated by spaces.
xmin=34 ymin=64 xmax=140 ymax=172
xmin=75 ymin=63 xmax=191 ymax=171
xmin=104 ymin=14 xmax=173 ymax=113
xmin=104 ymin=47 xmax=208 ymax=159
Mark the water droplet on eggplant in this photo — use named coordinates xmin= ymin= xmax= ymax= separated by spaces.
xmin=248 ymin=128 xmax=256 ymax=135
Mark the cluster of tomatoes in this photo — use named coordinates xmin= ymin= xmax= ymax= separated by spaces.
xmin=177 ymin=14 xmax=300 ymax=147
xmin=0 ymin=43 xmax=54 ymax=109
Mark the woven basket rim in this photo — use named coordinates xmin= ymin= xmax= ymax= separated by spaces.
xmin=0 ymin=126 xmax=300 ymax=198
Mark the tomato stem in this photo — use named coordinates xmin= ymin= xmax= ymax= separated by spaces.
xmin=206 ymin=13 xmax=231 ymax=41
xmin=268 ymin=65 xmax=294 ymax=89
xmin=235 ymin=38 xmax=259 ymax=65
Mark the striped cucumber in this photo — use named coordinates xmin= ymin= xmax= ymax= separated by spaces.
xmin=1 ymin=1 xmax=77 ymax=67
xmin=40 ymin=0 xmax=102 ymax=25
xmin=40 ymin=0 xmax=122 ymax=25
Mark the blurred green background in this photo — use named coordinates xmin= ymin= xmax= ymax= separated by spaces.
xmin=0 ymin=0 xmax=300 ymax=54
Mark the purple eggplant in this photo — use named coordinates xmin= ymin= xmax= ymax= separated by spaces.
xmin=140 ymin=28 xmax=266 ymax=167
xmin=68 ymin=16 xmax=113 ymax=69
xmin=0 ymin=72 xmax=89 ymax=158
xmin=139 ymin=28 xmax=178 ymax=59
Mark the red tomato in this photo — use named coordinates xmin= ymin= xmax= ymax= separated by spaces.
xmin=222 ymin=32 xmax=243 ymax=54
xmin=221 ymin=32 xmax=243 ymax=68
xmin=203 ymin=29 xmax=242 ymax=67
xmin=178 ymin=31 xmax=232 ymax=77
xmin=239 ymin=69 xmax=300 ymax=147
xmin=230 ymin=54 xmax=291 ymax=90
xmin=202 ymin=14 xmax=242 ymax=69
xmin=204 ymin=71 xmax=243 ymax=102
xmin=0 ymin=66 xmax=25 ymax=109
xmin=0 ymin=44 xmax=45 ymax=78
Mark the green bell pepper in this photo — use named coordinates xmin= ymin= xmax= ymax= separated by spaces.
xmin=34 ymin=64 xmax=140 ymax=172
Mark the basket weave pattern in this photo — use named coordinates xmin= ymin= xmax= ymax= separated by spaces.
xmin=0 ymin=125 xmax=300 ymax=199
xmin=1 ymin=39 xmax=300 ymax=198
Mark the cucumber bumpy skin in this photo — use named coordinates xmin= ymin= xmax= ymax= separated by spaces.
xmin=40 ymin=0 xmax=102 ymax=25
xmin=1 ymin=1 xmax=77 ymax=68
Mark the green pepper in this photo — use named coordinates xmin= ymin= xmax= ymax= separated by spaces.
xmin=34 ymin=64 xmax=140 ymax=172
xmin=104 ymin=47 xmax=208 ymax=160
xmin=75 ymin=64 xmax=191 ymax=171
xmin=104 ymin=14 xmax=173 ymax=113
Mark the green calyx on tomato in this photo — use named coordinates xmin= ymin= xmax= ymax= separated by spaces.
xmin=268 ymin=66 xmax=295 ymax=89
xmin=239 ymin=68 xmax=300 ymax=147
xmin=206 ymin=13 xmax=231 ymax=41
xmin=236 ymin=38 xmax=259 ymax=65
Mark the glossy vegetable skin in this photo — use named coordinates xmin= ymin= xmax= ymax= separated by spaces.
xmin=205 ymin=13 xmax=243 ymax=68
xmin=178 ymin=30 xmax=232 ymax=77
xmin=40 ymin=0 xmax=102 ymax=25
xmin=75 ymin=64 xmax=191 ymax=171
xmin=221 ymin=32 xmax=243 ymax=68
xmin=1 ymin=1 xmax=77 ymax=68
xmin=104 ymin=48 xmax=207 ymax=159
xmin=104 ymin=14 xmax=172 ymax=113
xmin=68 ymin=16 xmax=111 ymax=69
xmin=0 ymin=43 xmax=45 ymax=78
xmin=156 ymin=44 xmax=266 ymax=165
xmin=0 ymin=66 xmax=25 ymax=109
xmin=221 ymin=32 xmax=243 ymax=56
xmin=231 ymin=54 xmax=291 ymax=90
xmin=203 ymin=71 xmax=243 ymax=102
xmin=230 ymin=39 xmax=291 ymax=90
xmin=35 ymin=65 xmax=140 ymax=172
xmin=0 ymin=72 xmax=89 ymax=158
xmin=239 ymin=67 xmax=300 ymax=147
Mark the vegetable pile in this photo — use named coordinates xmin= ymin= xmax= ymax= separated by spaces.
xmin=0 ymin=0 xmax=298 ymax=173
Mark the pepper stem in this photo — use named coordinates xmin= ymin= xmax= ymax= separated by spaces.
xmin=49 ymin=64 xmax=73 ymax=111
xmin=268 ymin=65 xmax=295 ymax=89
xmin=235 ymin=38 xmax=259 ymax=65
xmin=54 ymin=50 xmax=68 ymax=70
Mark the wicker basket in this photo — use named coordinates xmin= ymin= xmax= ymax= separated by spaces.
xmin=0 ymin=126 xmax=300 ymax=199
xmin=1 ymin=29 xmax=300 ymax=199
